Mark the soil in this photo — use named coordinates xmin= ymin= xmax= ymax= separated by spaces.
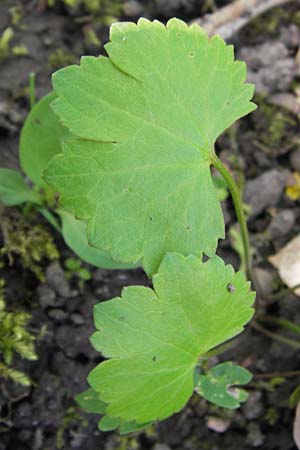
xmin=0 ymin=1 xmax=300 ymax=449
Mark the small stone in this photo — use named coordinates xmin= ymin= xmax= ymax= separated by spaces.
xmin=46 ymin=262 xmax=72 ymax=298
xmin=152 ymin=445 xmax=172 ymax=450
xmin=290 ymin=149 xmax=300 ymax=172
xmin=246 ymin=422 xmax=264 ymax=447
xmin=47 ymin=309 xmax=68 ymax=322
xmin=37 ymin=285 xmax=56 ymax=308
xmin=252 ymin=268 xmax=275 ymax=298
xmin=70 ymin=313 xmax=85 ymax=325
xmin=206 ymin=416 xmax=231 ymax=433
xmin=244 ymin=169 xmax=288 ymax=218
xmin=243 ymin=391 xmax=263 ymax=420
xmin=123 ymin=0 xmax=144 ymax=17
xmin=268 ymin=209 xmax=295 ymax=240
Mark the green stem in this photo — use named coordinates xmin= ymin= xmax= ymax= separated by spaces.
xmin=211 ymin=155 xmax=252 ymax=280
xmin=251 ymin=321 xmax=300 ymax=349
xmin=268 ymin=283 xmax=300 ymax=302
xmin=257 ymin=315 xmax=300 ymax=334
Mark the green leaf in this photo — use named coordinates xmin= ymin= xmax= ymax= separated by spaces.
xmin=0 ymin=168 xmax=41 ymax=206
xmin=76 ymin=388 xmax=152 ymax=434
xmin=88 ymin=253 xmax=255 ymax=424
xmin=99 ymin=416 xmax=152 ymax=434
xmin=76 ymin=388 xmax=106 ymax=414
xmin=195 ymin=362 xmax=252 ymax=409
xmin=59 ymin=209 xmax=139 ymax=269
xmin=44 ymin=18 xmax=256 ymax=275
xmin=20 ymin=92 xmax=70 ymax=187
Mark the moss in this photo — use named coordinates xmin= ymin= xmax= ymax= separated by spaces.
xmin=48 ymin=0 xmax=123 ymax=21
xmin=292 ymin=11 xmax=300 ymax=26
xmin=250 ymin=7 xmax=290 ymax=36
xmin=254 ymin=96 xmax=298 ymax=156
xmin=0 ymin=209 xmax=59 ymax=281
xmin=0 ymin=27 xmax=14 ymax=60
xmin=48 ymin=48 xmax=76 ymax=69
xmin=114 ymin=434 xmax=140 ymax=450
xmin=9 ymin=5 xmax=23 ymax=26
xmin=0 ymin=279 xmax=37 ymax=386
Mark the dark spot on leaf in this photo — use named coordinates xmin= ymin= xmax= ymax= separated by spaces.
xmin=227 ymin=283 xmax=235 ymax=293
xmin=149 ymin=216 xmax=153 ymax=221
xmin=177 ymin=33 xmax=181 ymax=37
xmin=186 ymin=224 xmax=191 ymax=230
xmin=152 ymin=356 xmax=157 ymax=362
xmin=34 ymin=119 xmax=42 ymax=125
xmin=226 ymin=101 xmax=230 ymax=106
xmin=189 ymin=52 xmax=194 ymax=57
xmin=119 ymin=316 xmax=125 ymax=321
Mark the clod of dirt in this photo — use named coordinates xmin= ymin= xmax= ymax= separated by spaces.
xmin=37 ymin=284 xmax=66 ymax=309
xmin=47 ymin=308 xmax=68 ymax=322
xmin=239 ymin=41 xmax=297 ymax=94
xmin=244 ymin=169 xmax=288 ymax=218
xmin=46 ymin=262 xmax=72 ymax=298
xmin=242 ymin=392 xmax=264 ymax=420
xmin=268 ymin=209 xmax=295 ymax=240
xmin=246 ymin=422 xmax=264 ymax=448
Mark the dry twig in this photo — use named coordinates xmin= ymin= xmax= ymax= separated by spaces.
xmin=191 ymin=0 xmax=298 ymax=39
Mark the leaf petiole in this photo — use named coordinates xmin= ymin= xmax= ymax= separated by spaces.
xmin=211 ymin=154 xmax=252 ymax=282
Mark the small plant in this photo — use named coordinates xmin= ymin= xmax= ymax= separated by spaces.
xmin=0 ymin=90 xmax=136 ymax=271
xmin=0 ymin=279 xmax=37 ymax=386
xmin=64 ymin=257 xmax=91 ymax=288
xmin=43 ymin=18 xmax=257 ymax=433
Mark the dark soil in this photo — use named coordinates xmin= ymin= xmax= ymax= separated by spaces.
xmin=1 ymin=1 xmax=300 ymax=449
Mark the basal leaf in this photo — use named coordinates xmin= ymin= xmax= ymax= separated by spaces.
xmin=20 ymin=92 xmax=70 ymax=187
xmin=88 ymin=253 xmax=255 ymax=424
xmin=0 ymin=168 xmax=41 ymax=206
xmin=59 ymin=209 xmax=140 ymax=269
xmin=44 ymin=18 xmax=256 ymax=275
xmin=195 ymin=362 xmax=252 ymax=409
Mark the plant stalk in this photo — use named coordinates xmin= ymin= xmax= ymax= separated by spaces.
xmin=212 ymin=155 xmax=253 ymax=281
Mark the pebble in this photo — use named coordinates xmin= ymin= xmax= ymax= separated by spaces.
xmin=289 ymin=148 xmax=300 ymax=172
xmin=46 ymin=262 xmax=72 ymax=298
xmin=37 ymin=285 xmax=65 ymax=309
xmin=244 ymin=169 xmax=288 ymax=218
xmin=47 ymin=309 xmax=68 ymax=322
xmin=123 ymin=0 xmax=144 ymax=16
xmin=268 ymin=209 xmax=295 ymax=240
xmin=252 ymin=267 xmax=275 ymax=298
xmin=152 ymin=445 xmax=172 ymax=450
xmin=70 ymin=313 xmax=85 ymax=325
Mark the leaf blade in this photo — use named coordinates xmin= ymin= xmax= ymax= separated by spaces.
xmin=44 ymin=19 xmax=256 ymax=275
xmin=88 ymin=253 xmax=255 ymax=424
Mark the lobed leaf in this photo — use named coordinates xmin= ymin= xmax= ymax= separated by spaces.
xmin=195 ymin=362 xmax=252 ymax=409
xmin=88 ymin=253 xmax=255 ymax=424
xmin=44 ymin=18 xmax=256 ymax=275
